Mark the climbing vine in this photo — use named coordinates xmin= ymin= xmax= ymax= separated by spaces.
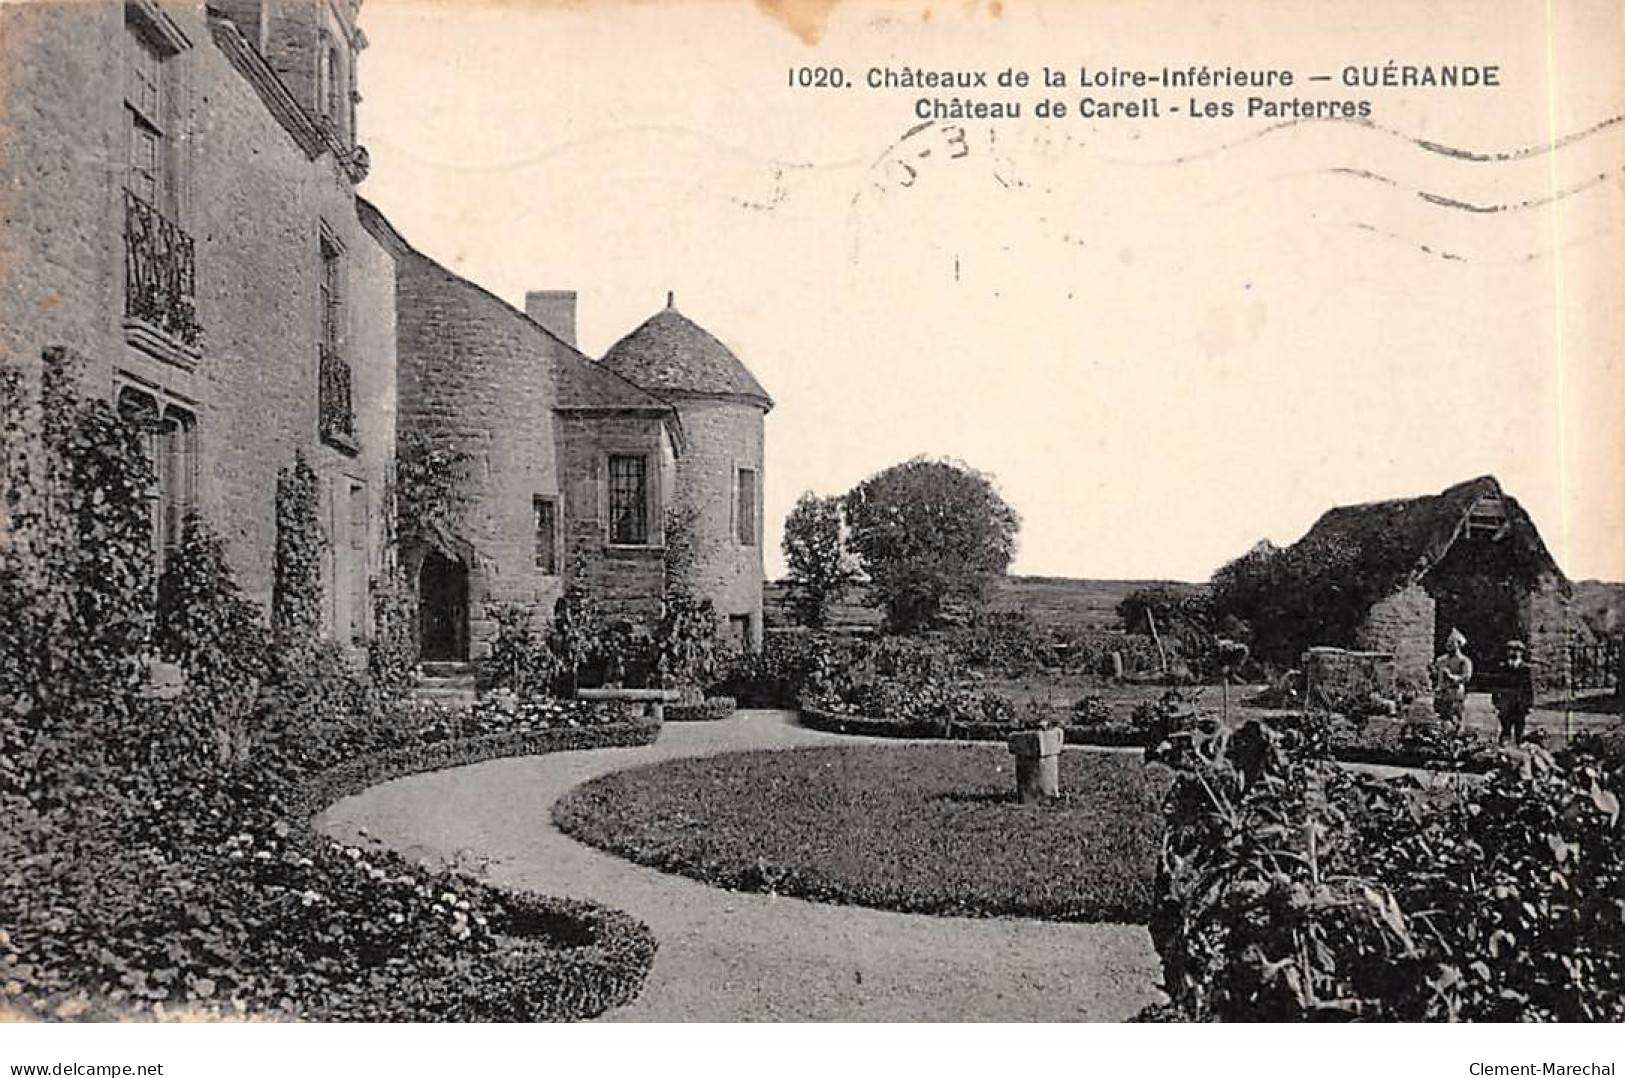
xmin=656 ymin=505 xmax=719 ymax=688
xmin=394 ymin=431 xmax=471 ymax=551
xmin=0 ymin=350 xmax=156 ymax=810
xmin=272 ymin=451 xmax=325 ymax=665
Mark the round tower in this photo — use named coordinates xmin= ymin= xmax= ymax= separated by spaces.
xmin=600 ymin=294 xmax=772 ymax=650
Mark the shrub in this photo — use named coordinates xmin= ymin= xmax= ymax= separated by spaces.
xmin=1148 ymin=715 xmax=1625 ymax=1021
xmin=664 ymin=697 xmax=738 ymax=722
xmin=484 ymin=603 xmax=561 ymax=699
xmin=1072 ymin=695 xmax=1113 ymax=726
xmin=945 ymin=609 xmax=1051 ymax=673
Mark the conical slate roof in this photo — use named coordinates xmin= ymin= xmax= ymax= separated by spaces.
xmin=600 ymin=301 xmax=772 ymax=409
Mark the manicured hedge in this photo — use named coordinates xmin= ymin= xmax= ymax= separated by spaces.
xmin=798 ymin=704 xmax=1494 ymax=770
xmin=312 ymin=889 xmax=657 ymax=1023
xmin=798 ymin=704 xmax=1144 ymax=747
xmin=294 ymin=717 xmax=662 ymax=818
xmin=663 ymin=696 xmax=738 ymax=723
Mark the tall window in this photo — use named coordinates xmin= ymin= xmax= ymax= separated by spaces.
xmin=125 ymin=25 xmax=168 ymax=210
xmin=319 ymin=231 xmax=342 ymax=352
xmin=348 ymin=481 xmax=368 ymax=643
xmin=533 ymin=496 xmax=559 ymax=573
xmin=318 ymin=228 xmax=354 ymax=445
xmin=736 ymin=467 xmax=757 ymax=546
xmin=607 ymin=455 xmax=649 ymax=546
xmin=118 ymin=387 xmax=195 ymax=576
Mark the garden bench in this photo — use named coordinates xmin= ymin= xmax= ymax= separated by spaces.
xmin=577 ymin=687 xmax=681 ymax=723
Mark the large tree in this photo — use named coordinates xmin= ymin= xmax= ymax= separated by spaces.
xmin=781 ymin=492 xmax=857 ymax=629
xmin=842 ymin=458 xmax=1019 ymax=632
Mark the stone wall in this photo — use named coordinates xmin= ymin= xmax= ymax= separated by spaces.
xmin=667 ymin=396 xmax=767 ymax=649
xmin=554 ymin=413 xmax=672 ymax=628
xmin=1302 ymin=647 xmax=1398 ymax=711
xmin=393 ymin=250 xmax=571 ymax=656
xmin=1527 ymin=578 xmax=1574 ymax=698
xmin=0 ymin=2 xmax=394 ymax=639
xmin=1354 ymin=581 xmax=1436 ymax=696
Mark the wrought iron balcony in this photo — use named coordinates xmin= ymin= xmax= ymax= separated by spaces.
xmin=123 ymin=189 xmax=200 ymax=346
xmin=319 ymin=344 xmax=356 ymax=448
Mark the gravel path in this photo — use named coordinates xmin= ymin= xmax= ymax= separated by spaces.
xmin=314 ymin=710 xmax=1164 ymax=1022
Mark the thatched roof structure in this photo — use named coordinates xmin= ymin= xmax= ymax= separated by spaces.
xmin=1291 ymin=475 xmax=1569 ymax=596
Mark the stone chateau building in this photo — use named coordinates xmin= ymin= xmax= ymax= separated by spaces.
xmin=0 ymin=0 xmax=769 ymax=664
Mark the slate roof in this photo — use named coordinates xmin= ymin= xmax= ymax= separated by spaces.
xmin=356 ymin=199 xmax=674 ymax=418
xmin=1291 ymin=475 xmax=1567 ymax=595
xmin=600 ymin=303 xmax=773 ymax=408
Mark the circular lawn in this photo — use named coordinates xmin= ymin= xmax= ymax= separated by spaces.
xmin=552 ymin=744 xmax=1170 ymax=923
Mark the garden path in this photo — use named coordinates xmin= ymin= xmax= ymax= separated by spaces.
xmin=315 ymin=710 xmax=1164 ymax=1022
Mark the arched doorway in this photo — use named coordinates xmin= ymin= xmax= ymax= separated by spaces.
xmin=418 ymin=550 xmax=470 ymax=661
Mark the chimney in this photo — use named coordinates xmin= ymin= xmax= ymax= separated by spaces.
xmin=525 ymin=290 xmax=578 ymax=347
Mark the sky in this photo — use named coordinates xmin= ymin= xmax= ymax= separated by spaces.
xmin=352 ymin=0 xmax=1625 ymax=583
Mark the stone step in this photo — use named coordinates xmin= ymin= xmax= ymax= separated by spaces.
xmin=421 ymin=660 xmax=478 ymax=679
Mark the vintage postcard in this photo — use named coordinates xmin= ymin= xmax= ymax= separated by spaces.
xmin=0 ymin=0 xmax=1622 ymax=1069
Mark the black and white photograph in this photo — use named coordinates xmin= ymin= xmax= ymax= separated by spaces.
xmin=0 ymin=0 xmax=1621 ymax=1071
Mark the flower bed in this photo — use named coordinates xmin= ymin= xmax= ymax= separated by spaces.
xmin=663 ymin=696 xmax=738 ymax=723
xmin=4 ymin=706 xmax=660 ymax=1023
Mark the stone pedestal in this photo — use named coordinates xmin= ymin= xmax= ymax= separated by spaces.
xmin=1007 ymin=727 xmax=1064 ymax=804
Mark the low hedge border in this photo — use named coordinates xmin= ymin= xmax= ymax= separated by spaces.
xmin=294 ymin=717 xmax=663 ymax=820
xmin=320 ymin=889 xmax=658 ymax=1023
xmin=293 ymin=716 xmax=663 ymax=1022
xmin=664 ymin=696 xmax=738 ymax=723
xmin=798 ymin=704 xmax=1144 ymax=748
xmin=798 ymin=705 xmax=1493 ymax=770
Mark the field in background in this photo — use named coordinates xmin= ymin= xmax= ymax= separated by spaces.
xmin=763 ymin=575 xmax=1204 ymax=635
xmin=767 ymin=575 xmax=1625 ymax=641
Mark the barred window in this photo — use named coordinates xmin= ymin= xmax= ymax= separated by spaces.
xmin=608 ymin=455 xmax=648 ymax=545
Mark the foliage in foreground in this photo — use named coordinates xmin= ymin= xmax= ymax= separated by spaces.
xmin=1148 ymin=713 xmax=1624 ymax=1021
xmin=554 ymin=744 xmax=1170 ymax=923
xmin=1 ymin=356 xmax=656 ymax=1021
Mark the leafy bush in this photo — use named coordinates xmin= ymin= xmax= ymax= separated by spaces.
xmin=945 ymin=609 xmax=1051 ymax=673
xmin=664 ymin=696 xmax=738 ymax=722
xmin=483 ymin=603 xmax=561 ymax=699
xmin=1147 ymin=715 xmax=1624 ymax=1021
xmin=1072 ymin=695 xmax=1114 ymax=726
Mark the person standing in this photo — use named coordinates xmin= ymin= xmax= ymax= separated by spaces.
xmin=1432 ymin=627 xmax=1474 ymax=727
xmin=1493 ymin=639 xmax=1535 ymax=745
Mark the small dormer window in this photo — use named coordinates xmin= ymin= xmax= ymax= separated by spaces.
xmin=1464 ymin=495 xmax=1509 ymax=538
